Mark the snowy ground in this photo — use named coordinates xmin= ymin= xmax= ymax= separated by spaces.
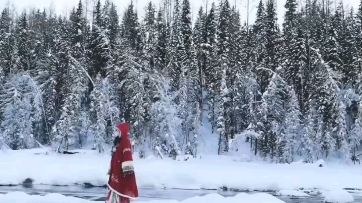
xmin=0 ymin=148 xmax=361 ymax=193
xmin=0 ymin=191 xmax=286 ymax=203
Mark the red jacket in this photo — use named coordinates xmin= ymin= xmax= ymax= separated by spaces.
xmin=107 ymin=123 xmax=138 ymax=200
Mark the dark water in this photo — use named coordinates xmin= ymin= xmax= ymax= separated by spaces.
xmin=0 ymin=185 xmax=361 ymax=203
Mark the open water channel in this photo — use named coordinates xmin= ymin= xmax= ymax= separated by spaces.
xmin=0 ymin=185 xmax=361 ymax=203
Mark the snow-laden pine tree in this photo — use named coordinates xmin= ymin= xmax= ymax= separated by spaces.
xmin=227 ymin=7 xmax=243 ymax=140
xmin=78 ymin=111 xmax=92 ymax=148
xmin=279 ymin=88 xmax=301 ymax=163
xmin=303 ymin=101 xmax=323 ymax=162
xmin=335 ymin=92 xmax=350 ymax=160
xmin=254 ymin=94 xmax=269 ymax=157
xmin=154 ymin=8 xmax=168 ymax=71
xmin=204 ymin=2 xmax=219 ymax=133
xmin=0 ymin=74 xmax=43 ymax=150
xmin=16 ymin=12 xmax=32 ymax=72
xmin=121 ymin=1 xmax=141 ymax=52
xmin=52 ymin=1 xmax=89 ymax=152
xmin=357 ymin=0 xmax=362 ymax=71
xmin=141 ymin=1 xmax=157 ymax=69
xmin=350 ymin=105 xmax=362 ymax=161
xmin=52 ymin=63 xmax=87 ymax=152
xmin=35 ymin=15 xmax=64 ymax=143
xmin=282 ymin=0 xmax=309 ymax=113
xmin=35 ymin=53 xmax=58 ymax=143
xmin=90 ymin=75 xmax=120 ymax=153
xmin=217 ymin=69 xmax=229 ymax=154
xmin=168 ymin=0 xmax=183 ymax=91
xmin=118 ymin=2 xmax=153 ymax=142
xmin=29 ymin=9 xmax=47 ymax=75
xmin=260 ymin=70 xmax=288 ymax=160
xmin=314 ymin=55 xmax=341 ymax=158
xmin=149 ymin=73 xmax=182 ymax=159
xmin=350 ymin=74 xmax=362 ymax=162
xmin=90 ymin=0 xmax=111 ymax=78
xmin=335 ymin=6 xmax=357 ymax=85
xmin=239 ymin=72 xmax=259 ymax=149
xmin=0 ymin=7 xmax=16 ymax=76
xmin=252 ymin=0 xmax=266 ymax=71
xmin=179 ymin=0 xmax=201 ymax=153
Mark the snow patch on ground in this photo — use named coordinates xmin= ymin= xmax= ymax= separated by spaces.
xmin=321 ymin=189 xmax=355 ymax=203
xmin=275 ymin=189 xmax=309 ymax=197
xmin=0 ymin=148 xmax=361 ymax=193
xmin=0 ymin=192 xmax=286 ymax=203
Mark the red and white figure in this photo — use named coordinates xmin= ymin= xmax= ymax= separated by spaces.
xmin=106 ymin=123 xmax=139 ymax=203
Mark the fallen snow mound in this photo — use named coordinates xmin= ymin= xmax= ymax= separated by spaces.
xmin=0 ymin=192 xmax=285 ymax=203
xmin=322 ymin=189 xmax=354 ymax=203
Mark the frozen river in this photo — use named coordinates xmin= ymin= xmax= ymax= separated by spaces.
xmin=0 ymin=185 xmax=361 ymax=203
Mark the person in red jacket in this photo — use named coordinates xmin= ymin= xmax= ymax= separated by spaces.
xmin=106 ymin=123 xmax=139 ymax=203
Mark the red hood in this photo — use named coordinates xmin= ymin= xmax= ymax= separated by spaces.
xmin=117 ymin=123 xmax=130 ymax=137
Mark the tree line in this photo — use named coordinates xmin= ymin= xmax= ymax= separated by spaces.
xmin=0 ymin=0 xmax=361 ymax=163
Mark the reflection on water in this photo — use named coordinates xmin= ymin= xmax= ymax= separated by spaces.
xmin=0 ymin=185 xmax=361 ymax=203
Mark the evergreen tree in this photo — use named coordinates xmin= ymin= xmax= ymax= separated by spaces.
xmin=90 ymin=0 xmax=107 ymax=77
xmin=259 ymin=71 xmax=288 ymax=159
xmin=142 ymin=2 xmax=157 ymax=69
xmin=16 ymin=12 xmax=31 ymax=72
xmin=0 ymin=7 xmax=16 ymax=75
xmin=280 ymin=88 xmax=301 ymax=163
xmin=204 ymin=3 xmax=218 ymax=132
xmin=217 ymin=69 xmax=229 ymax=154
xmin=90 ymin=75 xmax=120 ymax=153
xmin=303 ymin=101 xmax=324 ymax=162
xmin=0 ymin=74 xmax=43 ymax=150
xmin=155 ymin=8 xmax=168 ymax=71
xmin=282 ymin=0 xmax=309 ymax=113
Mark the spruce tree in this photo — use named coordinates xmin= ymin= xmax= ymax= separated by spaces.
xmin=17 ymin=12 xmax=31 ymax=72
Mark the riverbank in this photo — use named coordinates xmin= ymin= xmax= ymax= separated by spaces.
xmin=0 ymin=191 xmax=286 ymax=203
xmin=0 ymin=148 xmax=361 ymax=192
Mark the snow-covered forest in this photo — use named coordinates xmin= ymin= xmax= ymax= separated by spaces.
xmin=0 ymin=0 xmax=361 ymax=163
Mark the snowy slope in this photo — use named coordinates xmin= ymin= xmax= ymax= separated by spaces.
xmin=197 ymin=109 xmax=219 ymax=156
xmin=0 ymin=148 xmax=361 ymax=192
xmin=0 ymin=192 xmax=285 ymax=203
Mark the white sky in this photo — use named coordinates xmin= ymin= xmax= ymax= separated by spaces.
xmin=0 ymin=0 xmax=360 ymax=25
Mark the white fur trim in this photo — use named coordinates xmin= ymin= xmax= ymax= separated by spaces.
xmin=123 ymin=148 xmax=131 ymax=153
xmin=122 ymin=161 xmax=133 ymax=168
xmin=107 ymin=183 xmax=137 ymax=200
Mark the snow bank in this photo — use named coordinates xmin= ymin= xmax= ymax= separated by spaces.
xmin=0 ymin=148 xmax=361 ymax=192
xmin=0 ymin=192 xmax=285 ymax=203
xmin=0 ymin=192 xmax=93 ymax=203
xmin=322 ymin=189 xmax=355 ymax=203
xmin=275 ymin=189 xmax=309 ymax=197
xmin=178 ymin=193 xmax=285 ymax=203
